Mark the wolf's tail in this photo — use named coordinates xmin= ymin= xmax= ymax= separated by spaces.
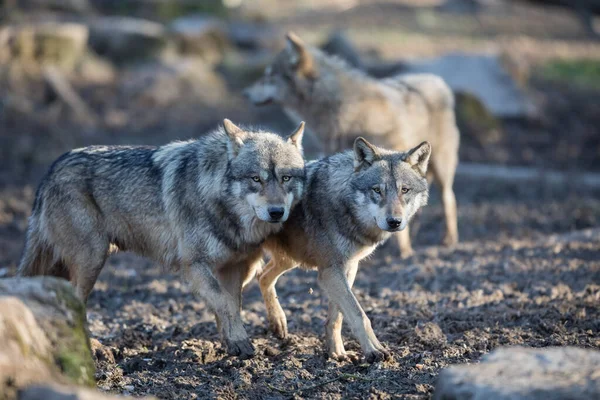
xmin=17 ymin=199 xmax=68 ymax=279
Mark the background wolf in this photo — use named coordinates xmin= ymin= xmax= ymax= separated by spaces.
xmin=259 ymin=138 xmax=431 ymax=363
xmin=18 ymin=119 xmax=306 ymax=359
xmin=245 ymin=33 xmax=460 ymax=257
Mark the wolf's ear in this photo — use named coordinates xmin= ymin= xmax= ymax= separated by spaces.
xmin=286 ymin=32 xmax=317 ymax=79
xmin=286 ymin=121 xmax=305 ymax=155
xmin=354 ymin=137 xmax=380 ymax=170
xmin=405 ymin=141 xmax=432 ymax=177
xmin=223 ymin=119 xmax=246 ymax=158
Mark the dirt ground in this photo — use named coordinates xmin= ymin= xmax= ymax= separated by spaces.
xmin=83 ymin=182 xmax=600 ymax=400
xmin=0 ymin=1 xmax=599 ymax=399
xmin=2 ymin=176 xmax=598 ymax=399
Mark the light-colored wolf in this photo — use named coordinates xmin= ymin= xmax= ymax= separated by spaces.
xmin=258 ymin=137 xmax=431 ymax=363
xmin=18 ymin=119 xmax=306 ymax=359
xmin=245 ymin=32 xmax=459 ymax=256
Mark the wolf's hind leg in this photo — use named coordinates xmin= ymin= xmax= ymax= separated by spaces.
xmin=326 ymin=261 xmax=359 ymax=362
xmin=258 ymin=256 xmax=296 ymax=339
xmin=189 ymin=263 xmax=255 ymax=359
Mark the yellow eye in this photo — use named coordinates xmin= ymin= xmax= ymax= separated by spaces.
xmin=401 ymin=187 xmax=410 ymax=194
xmin=252 ymin=176 xmax=261 ymax=182
xmin=282 ymin=176 xmax=291 ymax=182
xmin=372 ymin=187 xmax=381 ymax=194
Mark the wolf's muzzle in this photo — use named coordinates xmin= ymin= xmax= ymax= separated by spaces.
xmin=386 ymin=217 xmax=402 ymax=231
xmin=268 ymin=206 xmax=285 ymax=222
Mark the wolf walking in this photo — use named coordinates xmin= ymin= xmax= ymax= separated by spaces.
xmin=258 ymin=138 xmax=431 ymax=362
xmin=245 ymin=32 xmax=459 ymax=256
xmin=18 ymin=119 xmax=306 ymax=358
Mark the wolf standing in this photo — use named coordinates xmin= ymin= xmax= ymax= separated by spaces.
xmin=245 ymin=33 xmax=460 ymax=256
xmin=259 ymin=138 xmax=431 ymax=362
xmin=18 ymin=119 xmax=306 ymax=358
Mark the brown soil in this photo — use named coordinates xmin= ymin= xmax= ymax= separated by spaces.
xmin=2 ymin=176 xmax=599 ymax=399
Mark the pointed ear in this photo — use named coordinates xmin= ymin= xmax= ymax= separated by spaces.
xmin=286 ymin=32 xmax=317 ymax=79
xmin=405 ymin=141 xmax=432 ymax=176
xmin=286 ymin=121 xmax=305 ymax=155
xmin=353 ymin=137 xmax=380 ymax=170
xmin=223 ymin=119 xmax=245 ymax=158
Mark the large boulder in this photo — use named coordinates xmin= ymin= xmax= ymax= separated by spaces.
xmin=88 ymin=17 xmax=168 ymax=64
xmin=404 ymin=53 xmax=537 ymax=118
xmin=19 ymin=384 xmax=156 ymax=400
xmin=433 ymin=346 xmax=600 ymax=400
xmin=0 ymin=22 xmax=89 ymax=71
xmin=0 ymin=277 xmax=95 ymax=399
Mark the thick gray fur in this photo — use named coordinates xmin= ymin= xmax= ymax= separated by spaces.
xmin=18 ymin=120 xmax=306 ymax=359
xmin=259 ymin=138 xmax=431 ymax=363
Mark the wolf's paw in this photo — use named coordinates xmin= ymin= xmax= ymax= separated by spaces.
xmin=400 ymin=247 xmax=414 ymax=259
xmin=226 ymin=338 xmax=255 ymax=359
xmin=442 ymin=233 xmax=458 ymax=247
xmin=268 ymin=312 xmax=288 ymax=339
xmin=329 ymin=350 xmax=360 ymax=364
xmin=364 ymin=347 xmax=391 ymax=364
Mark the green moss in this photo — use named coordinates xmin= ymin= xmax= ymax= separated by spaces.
xmin=51 ymin=282 xmax=96 ymax=387
xmin=455 ymin=92 xmax=499 ymax=132
xmin=538 ymin=59 xmax=600 ymax=89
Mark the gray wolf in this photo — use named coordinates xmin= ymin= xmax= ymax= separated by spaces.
xmin=245 ymin=32 xmax=459 ymax=256
xmin=18 ymin=119 xmax=306 ymax=359
xmin=258 ymin=138 xmax=431 ymax=363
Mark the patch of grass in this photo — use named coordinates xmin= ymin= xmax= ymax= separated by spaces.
xmin=538 ymin=59 xmax=600 ymax=89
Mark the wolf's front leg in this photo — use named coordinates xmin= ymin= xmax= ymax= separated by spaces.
xmin=318 ymin=265 xmax=390 ymax=363
xmin=188 ymin=263 xmax=254 ymax=359
xmin=258 ymin=256 xmax=297 ymax=339
xmin=325 ymin=261 xmax=359 ymax=362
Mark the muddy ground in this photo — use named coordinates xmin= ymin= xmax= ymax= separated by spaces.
xmin=0 ymin=1 xmax=599 ymax=399
xmin=2 ymin=176 xmax=599 ymax=399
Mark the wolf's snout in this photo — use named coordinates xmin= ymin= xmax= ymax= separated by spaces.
xmin=268 ymin=206 xmax=285 ymax=221
xmin=386 ymin=217 xmax=402 ymax=230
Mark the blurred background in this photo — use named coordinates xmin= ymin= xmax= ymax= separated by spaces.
xmin=0 ymin=0 xmax=599 ymax=271
xmin=0 ymin=2 xmax=599 ymax=398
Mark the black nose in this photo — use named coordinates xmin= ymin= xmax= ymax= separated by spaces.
xmin=386 ymin=217 xmax=401 ymax=229
xmin=268 ymin=207 xmax=285 ymax=220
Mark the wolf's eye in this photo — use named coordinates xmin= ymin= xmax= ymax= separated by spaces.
xmin=372 ymin=186 xmax=381 ymax=194
xmin=252 ymin=176 xmax=261 ymax=182
xmin=282 ymin=176 xmax=291 ymax=182
xmin=401 ymin=187 xmax=410 ymax=194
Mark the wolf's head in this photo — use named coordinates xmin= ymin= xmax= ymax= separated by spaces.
xmin=223 ymin=119 xmax=305 ymax=224
xmin=350 ymin=138 xmax=431 ymax=233
xmin=244 ymin=32 xmax=319 ymax=108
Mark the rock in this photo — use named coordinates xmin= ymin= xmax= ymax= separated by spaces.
xmin=18 ymin=383 xmax=151 ymax=400
xmin=433 ymin=346 xmax=600 ymax=400
xmin=0 ymin=22 xmax=89 ymax=71
xmin=169 ymin=15 xmax=229 ymax=64
xmin=404 ymin=53 xmax=537 ymax=118
xmin=0 ymin=277 xmax=95 ymax=399
xmin=88 ymin=17 xmax=168 ymax=64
